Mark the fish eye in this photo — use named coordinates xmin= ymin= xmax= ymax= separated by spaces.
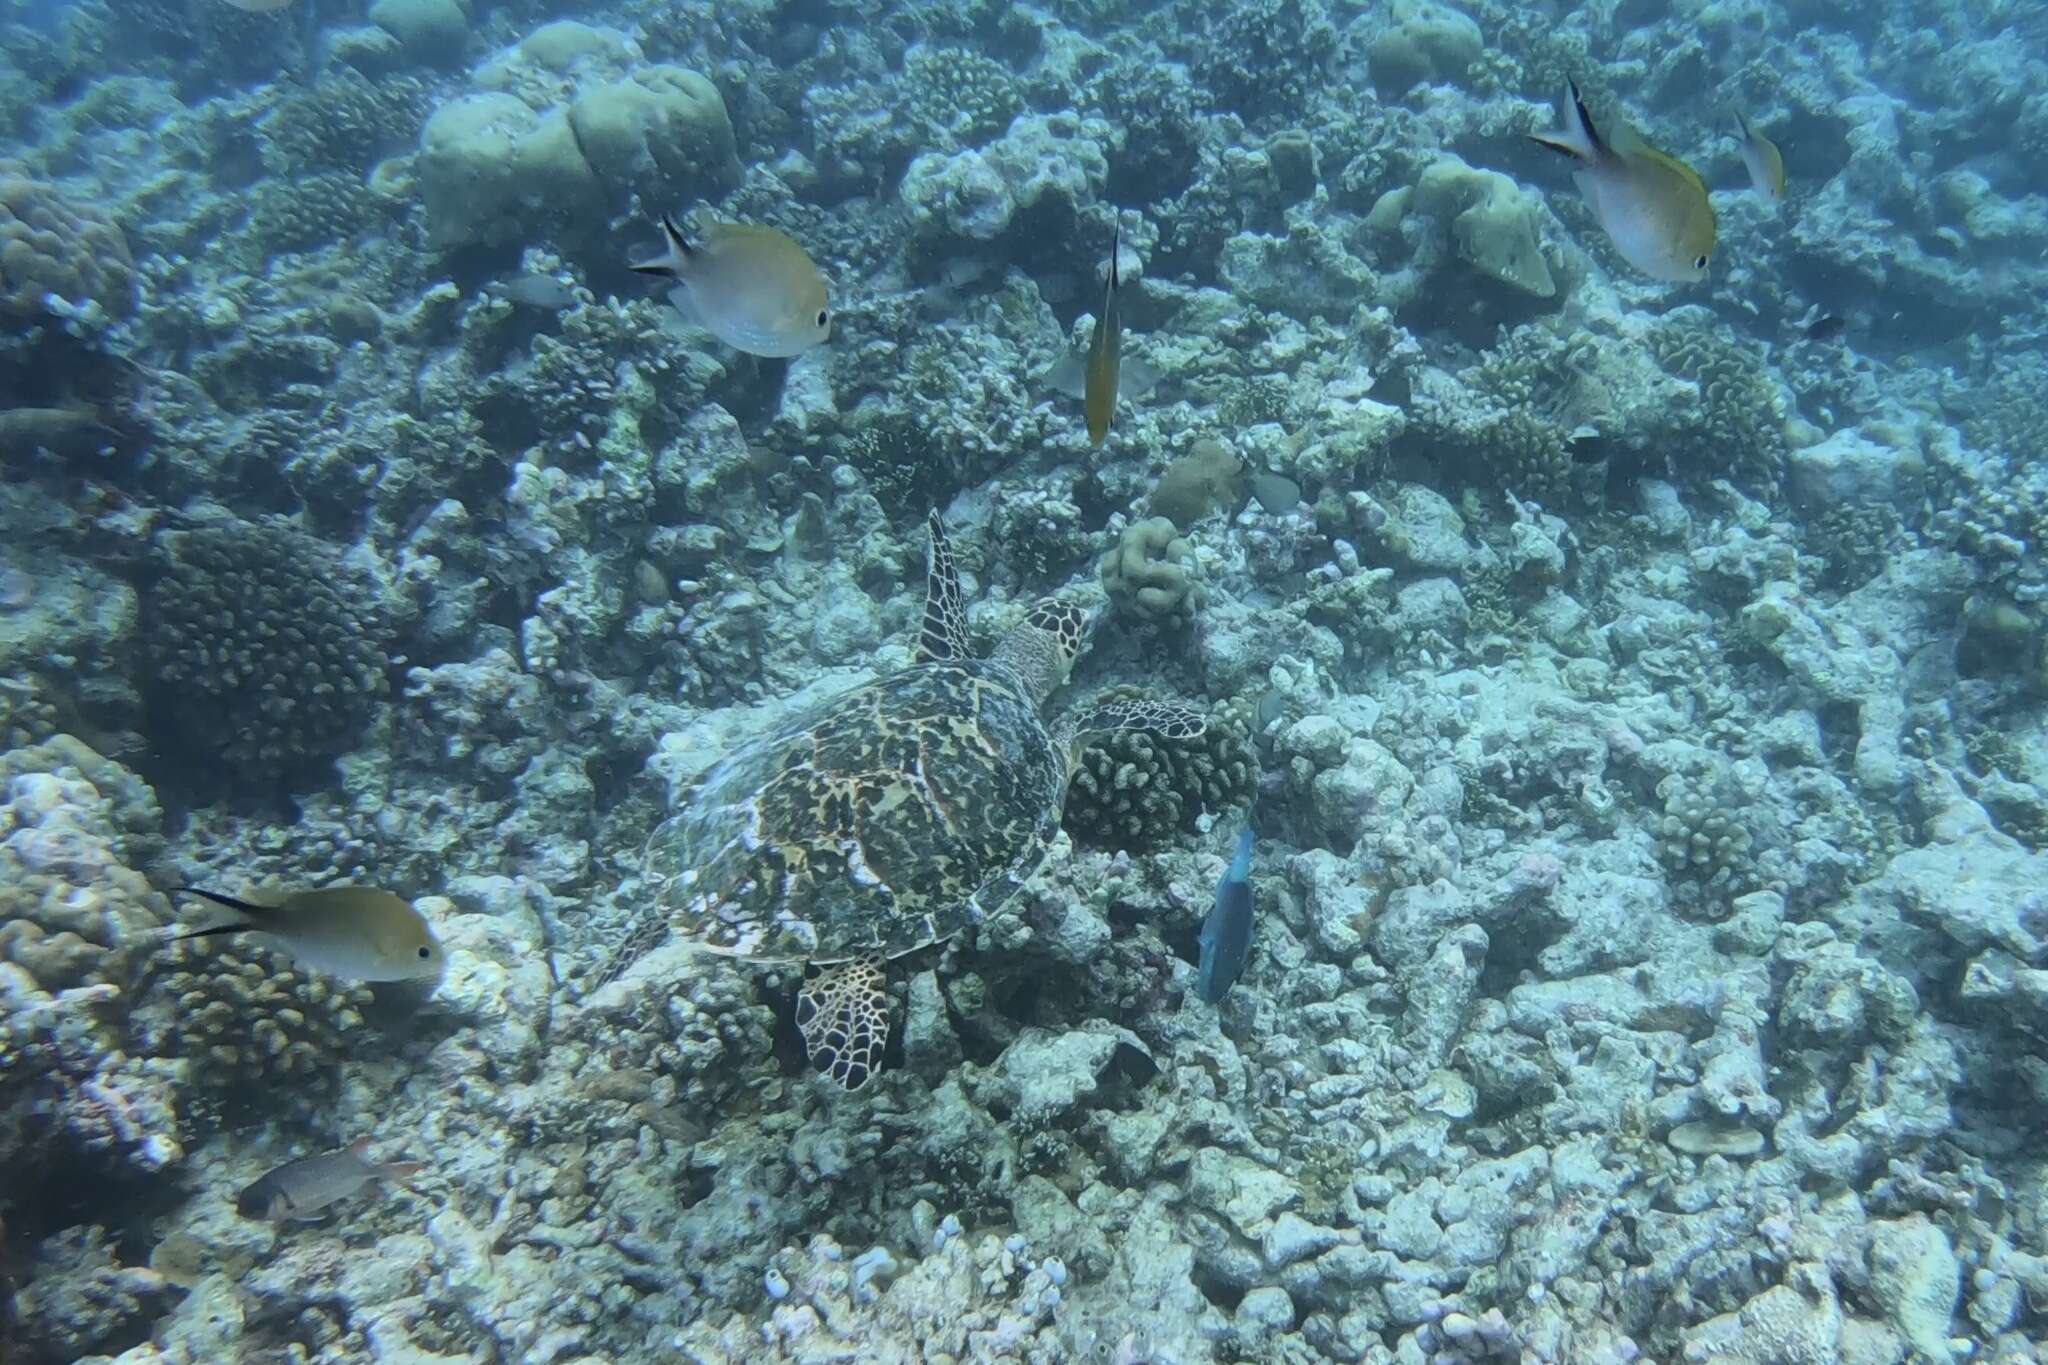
xmin=816 ymin=308 xmax=830 ymax=328
xmin=1693 ymin=254 xmax=1709 ymax=271
xmin=417 ymin=945 xmax=431 ymax=959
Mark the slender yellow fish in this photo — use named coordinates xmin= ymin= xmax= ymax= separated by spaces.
xmin=1083 ymin=224 xmax=1123 ymax=445
xmin=1735 ymin=112 xmax=1786 ymax=202
xmin=1529 ymin=79 xmax=1716 ymax=283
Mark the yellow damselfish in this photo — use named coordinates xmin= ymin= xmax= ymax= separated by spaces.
xmin=1530 ymin=80 xmax=1716 ymax=284
xmin=172 ymin=885 xmax=445 ymax=983
xmin=631 ymin=215 xmax=832 ymax=359
xmin=1735 ymin=112 xmax=1787 ymax=202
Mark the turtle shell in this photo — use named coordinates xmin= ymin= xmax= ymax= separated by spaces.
xmin=644 ymin=658 xmax=1068 ymax=963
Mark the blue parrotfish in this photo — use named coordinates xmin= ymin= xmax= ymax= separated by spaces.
xmin=1197 ymin=829 xmax=1256 ymax=1005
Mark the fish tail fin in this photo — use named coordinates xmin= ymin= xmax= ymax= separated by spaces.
xmin=168 ymin=923 xmax=249 ymax=944
xmin=174 ymin=886 xmax=269 ymax=920
xmin=1233 ymin=828 xmax=1255 ymax=868
xmin=1107 ymin=219 xmax=1120 ymax=293
xmin=629 ymin=213 xmax=693 ymax=278
xmin=1530 ymin=77 xmax=1602 ymax=162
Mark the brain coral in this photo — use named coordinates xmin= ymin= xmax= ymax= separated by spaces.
xmin=142 ymin=518 xmax=391 ymax=785
xmin=0 ymin=164 xmax=136 ymax=321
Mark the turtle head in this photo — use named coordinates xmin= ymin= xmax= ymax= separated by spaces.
xmin=991 ymin=598 xmax=1091 ymax=704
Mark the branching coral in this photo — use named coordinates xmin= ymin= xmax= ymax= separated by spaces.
xmin=1219 ymin=374 xmax=1298 ymax=431
xmin=1400 ymin=341 xmax=1576 ymax=503
xmin=1064 ymin=695 xmax=1255 ymax=850
xmin=131 ymin=937 xmax=375 ymax=1088
xmin=993 ymin=486 xmax=1090 ymax=583
xmin=905 ymin=44 xmax=1023 ymax=147
xmin=263 ymin=68 xmax=431 ymax=174
xmin=1197 ymin=0 xmax=1338 ymax=124
xmin=1647 ymin=318 xmax=1789 ymax=499
xmin=840 ymin=411 xmax=956 ymax=523
xmin=142 ymin=518 xmax=391 ymax=785
xmin=1407 ymin=395 xmax=1574 ymax=504
xmin=1654 ymin=771 xmax=1759 ymax=899
xmin=246 ymin=170 xmax=384 ymax=253
xmin=567 ymin=944 xmax=778 ymax=1110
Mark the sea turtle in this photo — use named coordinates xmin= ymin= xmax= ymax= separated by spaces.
xmin=639 ymin=511 xmax=1206 ymax=1090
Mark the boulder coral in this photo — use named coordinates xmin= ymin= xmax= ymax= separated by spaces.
xmin=0 ymin=165 xmax=135 ymax=322
xmin=415 ymin=23 xmax=738 ymax=250
xmin=1366 ymin=0 xmax=1485 ymax=93
xmin=1099 ymin=516 xmax=1197 ymax=623
xmin=1368 ymin=153 xmax=1557 ymax=299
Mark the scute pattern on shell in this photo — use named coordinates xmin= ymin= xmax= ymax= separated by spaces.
xmin=645 ymin=657 xmax=1067 ymax=963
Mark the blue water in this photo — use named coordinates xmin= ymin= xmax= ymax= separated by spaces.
xmin=1 ymin=0 xmax=2045 ymax=1360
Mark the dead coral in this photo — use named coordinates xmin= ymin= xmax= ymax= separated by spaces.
xmin=1149 ymin=438 xmax=1248 ymax=531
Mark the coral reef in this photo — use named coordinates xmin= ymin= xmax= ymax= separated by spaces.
xmin=5 ymin=0 xmax=2048 ymax=1359
xmin=1646 ymin=314 xmax=1791 ymax=499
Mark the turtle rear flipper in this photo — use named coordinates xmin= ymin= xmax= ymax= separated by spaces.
xmin=796 ymin=952 xmax=891 ymax=1090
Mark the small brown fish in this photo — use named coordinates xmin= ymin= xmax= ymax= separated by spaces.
xmin=1799 ymin=311 xmax=1845 ymax=341
xmin=1083 ymin=224 xmax=1124 ymax=445
xmin=237 ymin=1138 xmax=421 ymax=1222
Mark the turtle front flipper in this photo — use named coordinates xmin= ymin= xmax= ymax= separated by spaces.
xmin=795 ymin=952 xmax=891 ymax=1090
xmin=1065 ymin=698 xmax=1208 ymax=743
xmin=916 ymin=510 xmax=972 ymax=664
